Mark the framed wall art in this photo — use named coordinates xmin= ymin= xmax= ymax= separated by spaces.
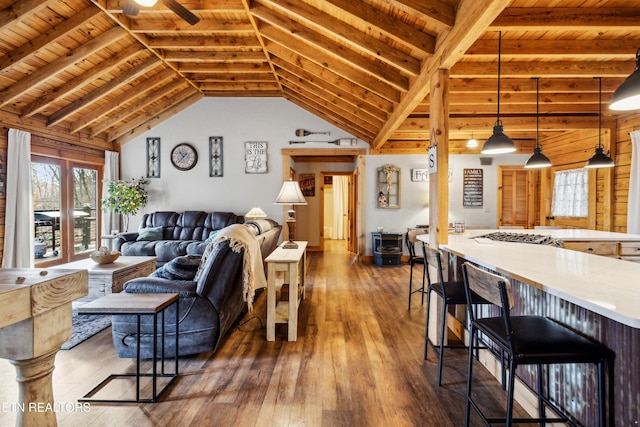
xmin=146 ymin=137 xmax=160 ymax=178
xmin=299 ymin=173 xmax=315 ymax=197
xmin=209 ymin=136 xmax=223 ymax=177
xmin=244 ymin=141 xmax=268 ymax=174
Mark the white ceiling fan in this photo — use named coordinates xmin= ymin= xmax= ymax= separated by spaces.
xmin=123 ymin=0 xmax=200 ymax=26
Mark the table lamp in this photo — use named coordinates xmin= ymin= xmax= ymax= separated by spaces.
xmin=245 ymin=206 xmax=267 ymax=220
xmin=274 ymin=179 xmax=307 ymax=249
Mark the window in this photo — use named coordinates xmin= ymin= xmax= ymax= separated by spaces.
xmin=551 ymin=168 xmax=588 ymax=218
xmin=32 ymin=155 xmax=101 ymax=265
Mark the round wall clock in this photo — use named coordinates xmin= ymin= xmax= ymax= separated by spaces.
xmin=170 ymin=143 xmax=198 ymax=171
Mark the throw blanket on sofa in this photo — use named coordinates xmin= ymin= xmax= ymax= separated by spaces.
xmin=196 ymin=224 xmax=267 ymax=311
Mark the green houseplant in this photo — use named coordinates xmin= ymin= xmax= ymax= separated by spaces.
xmin=102 ymin=177 xmax=149 ymax=232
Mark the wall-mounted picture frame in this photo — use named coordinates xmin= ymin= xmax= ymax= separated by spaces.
xmin=411 ymin=168 xmax=429 ymax=182
xmin=244 ymin=141 xmax=268 ymax=174
xmin=146 ymin=137 xmax=160 ymax=178
xmin=209 ymin=136 xmax=223 ymax=177
xmin=299 ymin=173 xmax=315 ymax=197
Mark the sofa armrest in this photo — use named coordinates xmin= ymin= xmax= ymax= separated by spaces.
xmin=113 ymin=232 xmax=139 ymax=251
xmin=123 ymin=277 xmax=197 ymax=298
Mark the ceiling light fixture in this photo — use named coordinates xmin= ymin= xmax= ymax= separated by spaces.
xmin=481 ymin=31 xmax=516 ymax=155
xmin=134 ymin=0 xmax=158 ymax=6
xmin=466 ymin=133 xmax=478 ymax=148
xmin=525 ymin=78 xmax=551 ymax=169
xmin=586 ymin=77 xmax=615 ymax=169
xmin=610 ymin=48 xmax=640 ymax=111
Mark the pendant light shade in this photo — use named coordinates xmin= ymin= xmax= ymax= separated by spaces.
xmin=525 ymin=78 xmax=551 ymax=169
xmin=466 ymin=133 xmax=478 ymax=148
xmin=482 ymin=32 xmax=516 ymax=154
xmin=586 ymin=77 xmax=615 ymax=169
xmin=134 ymin=0 xmax=158 ymax=6
xmin=609 ymin=48 xmax=640 ymax=111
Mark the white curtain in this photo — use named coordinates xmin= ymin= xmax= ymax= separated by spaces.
xmin=101 ymin=151 xmax=120 ymax=236
xmin=551 ymin=168 xmax=588 ymax=218
xmin=2 ymin=129 xmax=34 ymax=268
xmin=627 ymin=130 xmax=640 ymax=234
xmin=332 ymin=176 xmax=348 ymax=240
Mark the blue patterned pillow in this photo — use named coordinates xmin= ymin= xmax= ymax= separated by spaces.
xmin=137 ymin=226 xmax=163 ymax=241
xmin=151 ymin=255 xmax=201 ymax=281
xmin=204 ymin=230 xmax=219 ymax=244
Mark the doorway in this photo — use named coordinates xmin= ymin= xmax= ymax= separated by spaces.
xmin=320 ymin=172 xmax=354 ymax=253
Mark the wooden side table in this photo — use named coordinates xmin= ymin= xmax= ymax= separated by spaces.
xmin=265 ymin=241 xmax=307 ymax=341
xmin=77 ymin=292 xmax=179 ymax=403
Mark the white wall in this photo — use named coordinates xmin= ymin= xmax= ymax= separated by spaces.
xmin=120 ymin=97 xmax=528 ymax=255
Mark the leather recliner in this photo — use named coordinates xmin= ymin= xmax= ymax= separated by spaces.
xmin=110 ymin=240 xmax=246 ymax=358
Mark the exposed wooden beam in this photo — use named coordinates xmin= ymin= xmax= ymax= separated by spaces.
xmin=163 ymin=51 xmax=267 ymax=62
xmin=322 ymin=0 xmax=436 ymax=55
xmin=105 ymin=0 xmax=246 ymax=14
xmin=129 ymin=19 xmax=253 ymax=33
xmin=371 ymin=0 xmax=513 ymax=149
xmin=0 ymin=26 xmax=128 ymax=109
xmin=0 ymin=7 xmax=101 ymax=70
xmin=255 ymin=0 xmax=420 ymax=76
xmin=0 ymin=0 xmax=51 ymax=30
xmin=262 ymin=35 xmax=401 ymax=103
xmin=466 ymin=39 xmax=640 ymax=59
xmin=47 ymin=56 xmax=161 ymax=127
xmin=21 ymin=44 xmax=142 ymax=118
xmin=177 ymin=63 xmax=272 ymax=73
xmin=71 ymin=69 xmax=176 ymax=134
xmin=491 ymin=8 xmax=640 ymax=30
xmin=451 ymin=60 xmax=636 ymax=78
xmin=147 ymin=35 xmax=261 ymax=48
xmin=449 ymin=77 xmax=625 ymax=93
xmin=390 ymin=0 xmax=455 ymax=28
xmin=113 ymin=90 xmax=204 ymax=145
xmin=400 ymin=116 xmax=603 ymax=132
xmin=253 ymin=9 xmax=409 ymax=91
xmin=267 ymin=44 xmax=394 ymax=113
xmin=90 ymin=78 xmax=188 ymax=137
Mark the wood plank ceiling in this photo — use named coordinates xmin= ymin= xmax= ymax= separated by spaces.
xmin=0 ymin=0 xmax=638 ymax=153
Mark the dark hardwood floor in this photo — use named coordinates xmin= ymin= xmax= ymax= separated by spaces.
xmin=0 ymin=240 xmax=528 ymax=426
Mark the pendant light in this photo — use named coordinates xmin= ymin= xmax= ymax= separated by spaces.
xmin=586 ymin=77 xmax=615 ymax=169
xmin=525 ymin=78 xmax=551 ymax=168
xmin=466 ymin=133 xmax=478 ymax=148
xmin=481 ymin=31 xmax=516 ymax=154
xmin=609 ymin=48 xmax=640 ymax=111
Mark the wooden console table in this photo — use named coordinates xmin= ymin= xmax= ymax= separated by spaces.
xmin=265 ymin=241 xmax=307 ymax=341
xmin=0 ymin=268 xmax=87 ymax=427
xmin=51 ymin=256 xmax=157 ymax=301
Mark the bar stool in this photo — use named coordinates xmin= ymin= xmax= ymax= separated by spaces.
xmin=406 ymin=229 xmax=426 ymax=309
xmin=461 ymin=262 xmax=613 ymax=427
xmin=422 ymin=244 xmax=492 ymax=386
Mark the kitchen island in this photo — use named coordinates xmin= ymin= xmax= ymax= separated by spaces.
xmin=418 ymin=229 xmax=640 ymax=426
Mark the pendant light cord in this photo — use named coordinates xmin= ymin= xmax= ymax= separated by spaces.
xmin=598 ymin=76 xmax=602 ymax=149
xmin=535 ymin=77 xmax=539 ymax=148
xmin=496 ymin=31 xmax=502 ymax=124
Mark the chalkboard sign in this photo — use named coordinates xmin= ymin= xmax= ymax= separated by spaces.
xmin=463 ymin=168 xmax=483 ymax=207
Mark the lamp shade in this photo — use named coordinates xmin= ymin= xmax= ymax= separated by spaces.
xmin=610 ymin=49 xmax=640 ymax=111
xmin=585 ymin=146 xmax=615 ymax=168
xmin=274 ymin=180 xmax=307 ymax=205
xmin=245 ymin=207 xmax=267 ymax=219
xmin=524 ymin=147 xmax=551 ymax=168
xmin=481 ymin=123 xmax=516 ymax=154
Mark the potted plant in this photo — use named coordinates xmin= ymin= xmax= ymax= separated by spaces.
xmin=102 ymin=177 xmax=149 ymax=232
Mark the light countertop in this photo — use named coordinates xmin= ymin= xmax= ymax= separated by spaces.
xmin=417 ymin=230 xmax=640 ymax=328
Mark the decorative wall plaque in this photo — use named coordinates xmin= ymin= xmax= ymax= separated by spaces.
xmin=377 ymin=164 xmax=400 ymax=208
xmin=244 ymin=141 xmax=268 ymax=174
xmin=209 ymin=136 xmax=223 ymax=177
xmin=146 ymin=137 xmax=160 ymax=178
xmin=463 ymin=168 xmax=483 ymax=207
xmin=299 ymin=173 xmax=315 ymax=197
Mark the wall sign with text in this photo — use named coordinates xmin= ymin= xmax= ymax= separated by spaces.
xmin=463 ymin=168 xmax=483 ymax=207
xmin=244 ymin=141 xmax=268 ymax=174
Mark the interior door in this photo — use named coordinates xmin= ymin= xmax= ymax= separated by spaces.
xmin=498 ymin=167 xmax=529 ymax=228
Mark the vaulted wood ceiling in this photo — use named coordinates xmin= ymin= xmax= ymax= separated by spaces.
xmin=0 ymin=0 xmax=638 ymax=153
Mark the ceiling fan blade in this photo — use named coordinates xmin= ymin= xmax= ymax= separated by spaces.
xmin=122 ymin=0 xmax=140 ymax=16
xmin=162 ymin=0 xmax=200 ymax=25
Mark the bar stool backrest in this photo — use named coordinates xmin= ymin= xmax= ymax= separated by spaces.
xmin=422 ymin=245 xmax=446 ymax=286
xmin=462 ymin=262 xmax=513 ymax=312
xmin=405 ymin=229 xmax=426 ymax=258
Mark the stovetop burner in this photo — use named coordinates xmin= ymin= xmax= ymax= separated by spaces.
xmin=474 ymin=232 xmax=563 ymax=246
